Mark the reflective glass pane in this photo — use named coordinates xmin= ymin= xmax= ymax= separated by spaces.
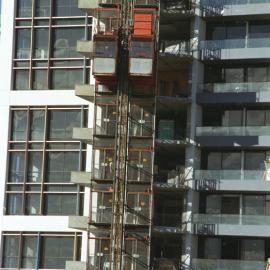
xmin=12 ymin=110 xmax=27 ymax=140
xmin=222 ymin=152 xmax=241 ymax=170
xmin=95 ymin=41 xmax=117 ymax=58
xmin=54 ymin=0 xmax=84 ymax=16
xmin=7 ymin=193 xmax=23 ymax=214
xmin=30 ymin=110 xmax=45 ymax=140
xmin=207 ymin=152 xmax=222 ymax=170
xmin=3 ymin=236 xmax=19 ymax=268
xmin=51 ymin=69 xmax=83 ymax=90
xmin=41 ymin=237 xmax=73 ymax=268
xmin=28 ymin=152 xmax=43 ymax=182
xmin=25 ymin=194 xmax=40 ymax=215
xmin=17 ymin=0 xmax=33 ymax=17
xmin=248 ymin=67 xmax=267 ymax=82
xmin=225 ymin=68 xmax=244 ymax=83
xmin=131 ymin=41 xmax=152 ymax=58
xmin=33 ymin=70 xmax=48 ymax=90
xmin=22 ymin=237 xmax=38 ymax=268
xmin=204 ymin=238 xmax=221 ymax=259
xmin=222 ymin=110 xmax=242 ymax=126
xmin=34 ymin=28 xmax=49 ymax=59
xmin=243 ymin=195 xmax=265 ymax=215
xmin=245 ymin=152 xmax=265 ymax=170
xmin=44 ymin=194 xmax=77 ymax=215
xmin=249 ymin=23 xmax=270 ymax=39
xmin=9 ymin=152 xmax=25 ymax=183
xmin=46 ymin=152 xmax=79 ymax=182
xmin=246 ymin=110 xmax=265 ymax=126
xmin=241 ymin=239 xmax=265 ymax=260
xmin=35 ymin=0 xmax=50 ymax=17
xmin=52 ymin=28 xmax=84 ymax=58
xmin=48 ymin=110 xmax=81 ymax=140
xmin=15 ymin=70 xmax=29 ymax=90
xmin=16 ymin=29 xmax=31 ymax=59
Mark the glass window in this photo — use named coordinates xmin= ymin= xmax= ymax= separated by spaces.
xmin=14 ymin=70 xmax=29 ymax=90
xmin=227 ymin=24 xmax=245 ymax=39
xmin=25 ymin=194 xmax=40 ymax=215
xmin=6 ymin=194 xmax=23 ymax=214
xmin=52 ymin=28 xmax=84 ymax=58
xmin=95 ymin=41 xmax=117 ymax=58
xmin=44 ymin=194 xmax=77 ymax=215
xmin=22 ymin=237 xmax=38 ymax=268
xmin=12 ymin=110 xmax=27 ymax=141
xmin=266 ymin=110 xmax=270 ymax=125
xmin=222 ymin=110 xmax=242 ymax=126
xmin=204 ymin=238 xmax=221 ymax=259
xmin=243 ymin=195 xmax=265 ymax=215
xmin=34 ymin=28 xmax=49 ymax=59
xmin=207 ymin=25 xmax=226 ymax=40
xmin=46 ymin=152 xmax=79 ymax=182
xmin=28 ymin=152 xmax=43 ymax=182
xmin=48 ymin=110 xmax=81 ymax=140
xmin=30 ymin=110 xmax=45 ymax=140
xmin=241 ymin=239 xmax=265 ymax=260
xmin=54 ymin=0 xmax=84 ymax=17
xmin=2 ymin=236 xmax=19 ymax=268
xmin=248 ymin=67 xmax=268 ymax=82
xmin=246 ymin=110 xmax=265 ymax=126
xmin=131 ymin=41 xmax=152 ymax=58
xmin=222 ymin=152 xmax=241 ymax=169
xmin=41 ymin=237 xmax=73 ymax=268
xmin=249 ymin=23 xmax=270 ymax=39
xmin=207 ymin=152 xmax=222 ymax=170
xmin=9 ymin=152 xmax=25 ymax=183
xmin=224 ymin=68 xmax=244 ymax=83
xmin=206 ymin=195 xmax=221 ymax=214
xmin=17 ymin=0 xmax=33 ymax=18
xmin=33 ymin=70 xmax=48 ymax=90
xmin=16 ymin=29 xmax=31 ymax=59
xmin=35 ymin=0 xmax=50 ymax=17
xmin=245 ymin=152 xmax=265 ymax=170
xmin=51 ymin=69 xmax=83 ymax=89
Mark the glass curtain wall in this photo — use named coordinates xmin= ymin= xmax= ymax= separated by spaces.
xmin=5 ymin=106 xmax=88 ymax=215
xmin=14 ymin=0 xmax=92 ymax=90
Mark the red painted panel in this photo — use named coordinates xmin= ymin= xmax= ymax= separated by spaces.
xmin=134 ymin=13 xmax=153 ymax=36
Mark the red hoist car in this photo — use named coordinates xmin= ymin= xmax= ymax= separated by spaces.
xmin=92 ymin=6 xmax=120 ymax=85
xmin=129 ymin=7 xmax=157 ymax=83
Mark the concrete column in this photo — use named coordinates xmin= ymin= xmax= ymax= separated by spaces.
xmin=181 ymin=3 xmax=205 ymax=269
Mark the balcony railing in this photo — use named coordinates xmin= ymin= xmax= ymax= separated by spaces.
xmin=193 ymin=214 xmax=270 ymax=225
xmin=200 ymin=38 xmax=270 ymax=50
xmin=192 ymin=258 xmax=267 ymax=270
xmin=196 ymin=126 xmax=270 ymax=136
xmin=201 ymin=81 xmax=270 ymax=93
xmin=201 ymin=0 xmax=270 ymax=6
xmin=195 ymin=170 xmax=266 ymax=181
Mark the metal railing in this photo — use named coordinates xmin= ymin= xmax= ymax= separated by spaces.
xmin=193 ymin=214 xmax=270 ymax=225
xmin=196 ymin=126 xmax=270 ymax=136
xmin=192 ymin=258 xmax=267 ymax=270
xmin=194 ymin=170 xmax=266 ymax=181
xmin=201 ymin=81 xmax=270 ymax=93
xmin=200 ymin=38 xmax=270 ymax=50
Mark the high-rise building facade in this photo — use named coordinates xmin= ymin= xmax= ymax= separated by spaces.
xmin=2 ymin=1 xmax=270 ymax=270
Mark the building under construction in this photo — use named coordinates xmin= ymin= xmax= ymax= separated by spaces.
xmin=69 ymin=0 xmax=193 ymax=269
xmin=3 ymin=0 xmax=270 ymax=269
